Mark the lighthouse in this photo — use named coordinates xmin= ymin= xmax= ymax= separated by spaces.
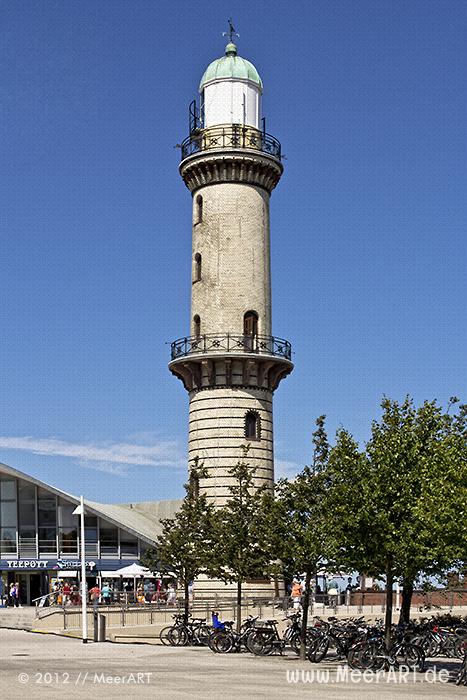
xmin=169 ymin=33 xmax=293 ymax=504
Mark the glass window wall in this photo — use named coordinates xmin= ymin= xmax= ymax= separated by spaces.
xmin=0 ymin=477 xmax=17 ymax=555
xmin=0 ymin=479 xmax=16 ymax=500
xmin=0 ymin=527 xmax=16 ymax=553
xmin=120 ymin=531 xmax=138 ymax=556
xmin=100 ymin=524 xmax=118 ymax=556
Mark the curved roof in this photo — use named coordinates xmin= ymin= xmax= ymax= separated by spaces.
xmin=0 ymin=461 xmax=181 ymax=545
xmin=199 ymin=43 xmax=263 ymax=92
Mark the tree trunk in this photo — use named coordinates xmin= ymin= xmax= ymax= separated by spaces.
xmin=184 ymin=579 xmax=189 ymax=623
xmin=236 ymin=580 xmax=242 ymax=634
xmin=384 ymin=557 xmax=394 ymax=647
xmin=399 ymin=578 xmax=414 ymax=625
xmin=299 ymin=568 xmax=312 ymax=660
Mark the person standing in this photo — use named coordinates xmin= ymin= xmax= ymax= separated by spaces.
xmin=89 ymin=584 xmax=101 ymax=611
xmin=291 ymin=579 xmax=303 ymax=610
xmin=10 ymin=582 xmax=19 ymax=608
xmin=62 ymin=582 xmax=71 ymax=606
xmin=166 ymin=584 xmax=176 ymax=607
xmin=101 ymin=583 xmax=112 ymax=605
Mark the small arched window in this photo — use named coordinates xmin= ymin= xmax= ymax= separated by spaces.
xmin=193 ymin=314 xmax=201 ymax=337
xmin=243 ymin=311 xmax=259 ymax=351
xmin=195 ymin=195 xmax=203 ymax=223
xmin=243 ymin=311 xmax=259 ymax=337
xmin=245 ymin=411 xmax=261 ymax=441
xmin=194 ymin=253 xmax=202 ymax=282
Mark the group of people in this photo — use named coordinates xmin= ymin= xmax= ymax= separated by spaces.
xmin=51 ymin=581 xmax=81 ymax=606
xmin=134 ymin=580 xmax=177 ymax=605
xmin=288 ymin=576 xmax=357 ymax=609
xmin=65 ymin=579 xmax=179 ymax=607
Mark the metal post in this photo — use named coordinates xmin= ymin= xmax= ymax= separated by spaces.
xmin=73 ymin=496 xmax=88 ymax=643
xmin=93 ymin=611 xmax=98 ymax=642
xmin=98 ymin=614 xmax=106 ymax=642
xmin=80 ymin=496 xmax=87 ymax=643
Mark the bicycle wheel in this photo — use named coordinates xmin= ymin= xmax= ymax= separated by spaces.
xmin=159 ymin=626 xmax=176 ymax=646
xmin=290 ymin=629 xmax=317 ymax=655
xmin=168 ymin=626 xmax=188 ymax=646
xmin=208 ymin=630 xmax=222 ymax=652
xmin=455 ymin=636 xmax=467 ymax=660
xmin=410 ymin=634 xmax=437 ymax=658
xmin=348 ymin=641 xmax=384 ymax=671
xmin=248 ymin=629 xmax=275 ymax=656
xmin=347 ymin=642 xmax=367 ymax=670
xmin=194 ymin=624 xmax=212 ymax=646
xmin=456 ymin=653 xmax=467 ymax=686
xmin=210 ymin=630 xmax=234 ymax=653
xmin=243 ymin=628 xmax=260 ymax=653
xmin=393 ymin=642 xmax=425 ymax=672
xmin=307 ymin=635 xmax=329 ymax=663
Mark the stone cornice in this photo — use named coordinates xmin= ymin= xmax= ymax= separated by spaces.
xmin=169 ymin=354 xmax=293 ymax=393
xmin=179 ymin=150 xmax=283 ymax=195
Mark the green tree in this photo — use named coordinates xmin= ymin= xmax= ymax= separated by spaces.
xmin=260 ymin=417 xmax=337 ymax=659
xmin=328 ymin=396 xmax=467 ymax=643
xmin=141 ymin=457 xmax=214 ymax=622
xmin=206 ymin=445 xmax=270 ymax=633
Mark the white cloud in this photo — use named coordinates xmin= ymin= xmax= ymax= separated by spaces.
xmin=0 ymin=436 xmax=184 ymax=476
xmin=275 ymin=459 xmax=301 ymax=479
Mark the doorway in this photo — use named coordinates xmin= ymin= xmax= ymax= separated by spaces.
xmin=15 ymin=573 xmax=46 ymax=606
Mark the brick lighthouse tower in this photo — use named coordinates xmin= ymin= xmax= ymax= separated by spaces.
xmin=169 ymin=30 xmax=293 ymax=504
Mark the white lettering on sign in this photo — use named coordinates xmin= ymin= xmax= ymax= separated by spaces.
xmin=6 ymin=560 xmax=49 ymax=569
xmin=56 ymin=560 xmax=96 ymax=570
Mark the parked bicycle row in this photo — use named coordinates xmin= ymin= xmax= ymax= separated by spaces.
xmin=159 ymin=611 xmax=467 ymax=681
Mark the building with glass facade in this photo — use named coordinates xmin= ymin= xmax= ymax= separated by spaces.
xmin=0 ymin=462 xmax=180 ymax=605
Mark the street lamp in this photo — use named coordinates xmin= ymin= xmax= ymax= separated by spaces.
xmin=72 ymin=496 xmax=88 ymax=643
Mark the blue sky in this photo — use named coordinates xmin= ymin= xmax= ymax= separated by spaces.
xmin=1 ymin=0 xmax=465 ymax=503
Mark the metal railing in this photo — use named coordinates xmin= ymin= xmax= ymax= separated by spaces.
xmin=170 ymin=334 xmax=292 ymax=362
xmin=38 ymin=539 xmax=56 ymax=553
xmin=181 ymin=124 xmax=281 ymax=161
xmin=18 ymin=537 xmax=37 ymax=557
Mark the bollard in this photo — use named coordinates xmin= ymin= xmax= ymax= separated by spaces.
xmin=93 ymin=611 xmax=98 ymax=642
xmin=98 ymin=614 xmax=106 ymax=642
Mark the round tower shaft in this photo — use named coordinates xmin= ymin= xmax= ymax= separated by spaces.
xmin=169 ymin=41 xmax=293 ymax=504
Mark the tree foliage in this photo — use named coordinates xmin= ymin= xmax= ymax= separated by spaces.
xmin=259 ymin=417 xmax=336 ymax=658
xmin=327 ymin=396 xmax=467 ymax=639
xmin=206 ymin=445 xmax=271 ymax=631
xmin=141 ymin=457 xmax=214 ymax=621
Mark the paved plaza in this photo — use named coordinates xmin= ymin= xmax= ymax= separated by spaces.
xmin=0 ymin=629 xmax=464 ymax=699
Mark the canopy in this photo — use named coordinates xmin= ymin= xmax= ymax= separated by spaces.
xmin=113 ymin=563 xmax=155 ymax=577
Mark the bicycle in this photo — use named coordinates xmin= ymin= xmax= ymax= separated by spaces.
xmin=456 ymin=650 xmax=467 ymax=686
xmin=347 ymin=628 xmax=425 ymax=672
xmin=159 ymin=614 xmax=211 ymax=646
xmin=247 ymin=613 xmax=318 ymax=656
xmin=307 ymin=617 xmax=369 ymax=663
xmin=410 ymin=623 xmax=467 ymax=659
xmin=208 ymin=615 xmax=259 ymax=653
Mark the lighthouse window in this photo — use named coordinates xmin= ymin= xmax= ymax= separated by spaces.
xmin=195 ymin=195 xmax=203 ymax=223
xmin=194 ymin=253 xmax=202 ymax=282
xmin=243 ymin=311 xmax=258 ymax=337
xmin=245 ymin=411 xmax=261 ymax=441
xmin=243 ymin=311 xmax=258 ymax=351
xmin=193 ymin=314 xmax=201 ymax=337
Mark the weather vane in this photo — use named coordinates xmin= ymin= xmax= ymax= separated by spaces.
xmin=223 ymin=18 xmax=239 ymax=43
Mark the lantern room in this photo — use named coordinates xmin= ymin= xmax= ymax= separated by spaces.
xmin=198 ymin=42 xmax=263 ymax=130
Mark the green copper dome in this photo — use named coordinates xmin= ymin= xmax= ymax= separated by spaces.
xmin=199 ymin=43 xmax=263 ymax=93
